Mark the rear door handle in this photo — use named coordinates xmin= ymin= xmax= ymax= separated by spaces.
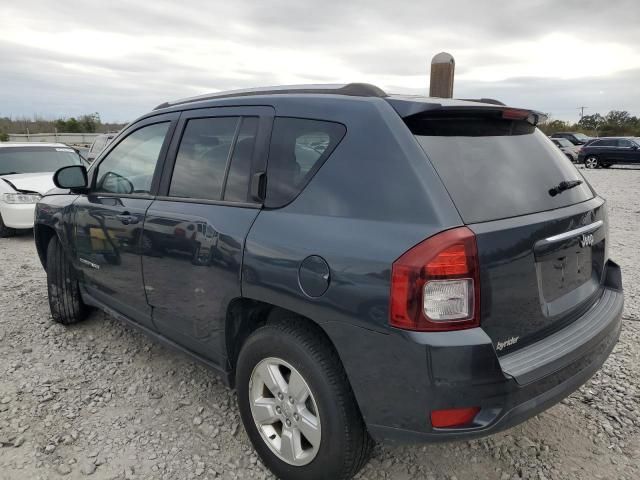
xmin=116 ymin=214 xmax=139 ymax=225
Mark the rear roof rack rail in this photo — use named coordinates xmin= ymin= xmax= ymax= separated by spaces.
xmin=154 ymin=83 xmax=387 ymax=110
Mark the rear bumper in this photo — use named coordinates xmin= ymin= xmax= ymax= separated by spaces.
xmin=0 ymin=202 xmax=36 ymax=229
xmin=327 ymin=262 xmax=623 ymax=444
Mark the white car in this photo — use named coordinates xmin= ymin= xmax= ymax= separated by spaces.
xmin=0 ymin=143 xmax=86 ymax=237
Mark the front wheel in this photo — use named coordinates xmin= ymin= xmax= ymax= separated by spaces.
xmin=46 ymin=236 xmax=90 ymax=324
xmin=236 ymin=318 xmax=372 ymax=480
xmin=584 ymin=156 xmax=599 ymax=169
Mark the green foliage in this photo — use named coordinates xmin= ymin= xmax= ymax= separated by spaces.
xmin=54 ymin=113 xmax=100 ymax=133
xmin=0 ymin=131 xmax=8 ymax=142
xmin=539 ymin=110 xmax=640 ymax=137
xmin=0 ymin=114 xmax=125 ymax=135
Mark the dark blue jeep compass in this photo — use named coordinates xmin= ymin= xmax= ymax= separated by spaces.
xmin=34 ymin=84 xmax=623 ymax=480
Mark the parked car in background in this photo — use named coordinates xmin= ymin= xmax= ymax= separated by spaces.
xmin=34 ymin=84 xmax=623 ymax=480
xmin=578 ymin=137 xmax=640 ymax=168
xmin=87 ymin=133 xmax=117 ymax=162
xmin=550 ymin=137 xmax=580 ymax=162
xmin=0 ymin=143 xmax=86 ymax=236
xmin=551 ymin=132 xmax=592 ymax=145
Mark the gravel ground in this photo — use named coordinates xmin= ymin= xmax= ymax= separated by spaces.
xmin=1 ymin=166 xmax=639 ymax=480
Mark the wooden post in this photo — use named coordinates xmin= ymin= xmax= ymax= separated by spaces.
xmin=429 ymin=52 xmax=455 ymax=98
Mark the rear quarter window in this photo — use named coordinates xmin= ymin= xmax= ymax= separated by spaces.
xmin=408 ymin=114 xmax=594 ymax=223
xmin=265 ymin=117 xmax=346 ymax=207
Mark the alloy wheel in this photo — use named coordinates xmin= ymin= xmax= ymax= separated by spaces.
xmin=249 ymin=357 xmax=321 ymax=466
xmin=585 ymin=156 xmax=598 ymax=169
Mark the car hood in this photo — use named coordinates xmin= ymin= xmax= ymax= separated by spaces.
xmin=0 ymin=172 xmax=55 ymax=195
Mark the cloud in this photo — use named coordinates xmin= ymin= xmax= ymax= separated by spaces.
xmin=1 ymin=0 xmax=638 ymax=122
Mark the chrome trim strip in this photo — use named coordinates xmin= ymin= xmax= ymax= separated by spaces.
xmin=542 ymin=220 xmax=603 ymax=244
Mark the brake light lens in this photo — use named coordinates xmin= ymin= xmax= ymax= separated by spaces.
xmin=501 ymin=108 xmax=529 ymax=120
xmin=390 ymin=227 xmax=480 ymax=331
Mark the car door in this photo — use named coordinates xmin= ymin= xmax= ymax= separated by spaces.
xmin=616 ymin=139 xmax=637 ymax=164
xmin=73 ymin=113 xmax=178 ymax=328
xmin=593 ymin=139 xmax=615 ymax=162
xmin=141 ymin=106 xmax=273 ymax=365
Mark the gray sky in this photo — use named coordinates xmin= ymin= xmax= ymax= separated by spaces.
xmin=2 ymin=0 xmax=639 ymax=122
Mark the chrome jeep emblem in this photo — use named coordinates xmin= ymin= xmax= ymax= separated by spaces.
xmin=579 ymin=233 xmax=594 ymax=248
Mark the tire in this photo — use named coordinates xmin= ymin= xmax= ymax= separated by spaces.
xmin=584 ymin=156 xmax=599 ymax=169
xmin=0 ymin=213 xmax=16 ymax=238
xmin=46 ymin=236 xmax=89 ymax=324
xmin=236 ymin=317 xmax=373 ymax=480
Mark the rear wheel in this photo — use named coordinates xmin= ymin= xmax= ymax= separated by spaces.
xmin=46 ymin=236 xmax=89 ymax=324
xmin=236 ymin=318 xmax=372 ymax=480
xmin=0 ymin=213 xmax=16 ymax=238
xmin=584 ymin=156 xmax=599 ymax=169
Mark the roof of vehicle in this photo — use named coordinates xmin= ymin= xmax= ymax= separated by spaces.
xmin=153 ymin=83 xmax=546 ymax=122
xmin=587 ymin=136 xmax=638 ymax=141
xmin=0 ymin=142 xmax=71 ymax=148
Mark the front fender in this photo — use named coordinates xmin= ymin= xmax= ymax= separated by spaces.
xmin=34 ymin=194 xmax=79 ymax=269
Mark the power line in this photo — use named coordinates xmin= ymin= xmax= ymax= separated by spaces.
xmin=578 ymin=106 xmax=588 ymax=119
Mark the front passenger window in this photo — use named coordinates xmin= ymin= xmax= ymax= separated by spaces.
xmin=95 ymin=122 xmax=170 ymax=194
xmin=169 ymin=117 xmax=240 ymax=201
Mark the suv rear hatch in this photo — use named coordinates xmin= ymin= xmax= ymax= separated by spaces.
xmin=402 ymin=105 xmax=606 ymax=354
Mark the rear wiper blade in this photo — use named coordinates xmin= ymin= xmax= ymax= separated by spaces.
xmin=549 ymin=179 xmax=583 ymax=197
xmin=0 ymin=172 xmax=19 ymax=176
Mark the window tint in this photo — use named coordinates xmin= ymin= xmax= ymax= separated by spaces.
xmin=596 ymin=139 xmax=616 ymax=147
xmin=617 ymin=139 xmax=632 ymax=148
xmin=95 ymin=122 xmax=169 ymax=194
xmin=266 ymin=117 xmax=346 ymax=207
xmin=409 ymin=115 xmax=593 ymax=223
xmin=169 ymin=117 xmax=239 ymax=200
xmin=223 ymin=117 xmax=258 ymax=202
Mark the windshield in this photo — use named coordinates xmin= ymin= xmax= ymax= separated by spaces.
xmin=573 ymin=133 xmax=590 ymax=141
xmin=556 ymin=138 xmax=573 ymax=147
xmin=408 ymin=115 xmax=594 ymax=223
xmin=0 ymin=147 xmax=81 ymax=175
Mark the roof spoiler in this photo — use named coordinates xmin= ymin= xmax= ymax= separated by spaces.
xmin=387 ymin=98 xmax=547 ymax=126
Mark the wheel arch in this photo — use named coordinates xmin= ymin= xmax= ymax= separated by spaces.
xmin=34 ymin=223 xmax=57 ymax=270
xmin=224 ymin=298 xmax=345 ymax=389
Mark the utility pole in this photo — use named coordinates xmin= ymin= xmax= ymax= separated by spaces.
xmin=578 ymin=106 xmax=588 ymax=119
xmin=429 ymin=52 xmax=455 ymax=98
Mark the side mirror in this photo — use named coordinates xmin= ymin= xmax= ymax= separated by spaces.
xmin=54 ymin=165 xmax=88 ymax=191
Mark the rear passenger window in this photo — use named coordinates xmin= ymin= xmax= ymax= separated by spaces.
xmin=223 ymin=117 xmax=258 ymax=202
xmin=266 ymin=118 xmax=346 ymax=207
xmin=169 ymin=117 xmax=239 ymax=200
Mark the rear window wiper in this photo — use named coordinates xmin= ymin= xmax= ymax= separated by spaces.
xmin=0 ymin=171 xmax=19 ymax=176
xmin=548 ymin=179 xmax=583 ymax=197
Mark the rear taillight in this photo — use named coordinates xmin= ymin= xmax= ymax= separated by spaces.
xmin=390 ymin=227 xmax=480 ymax=331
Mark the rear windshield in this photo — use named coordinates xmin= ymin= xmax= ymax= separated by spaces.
xmin=0 ymin=146 xmax=82 ymax=175
xmin=408 ymin=114 xmax=594 ymax=223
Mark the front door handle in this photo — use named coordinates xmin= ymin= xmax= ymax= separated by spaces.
xmin=116 ymin=214 xmax=139 ymax=225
